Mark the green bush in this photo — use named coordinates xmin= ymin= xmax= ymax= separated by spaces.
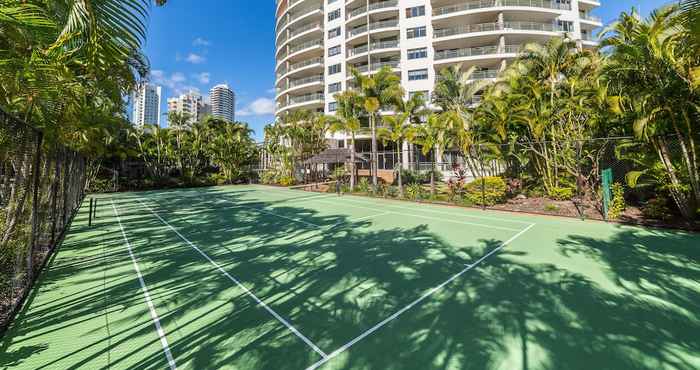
xmin=464 ymin=177 xmax=507 ymax=206
xmin=642 ymin=197 xmax=672 ymax=220
xmin=279 ymin=175 xmax=295 ymax=187
xmin=547 ymin=187 xmax=575 ymax=201
xmin=544 ymin=204 xmax=560 ymax=212
xmin=405 ymin=183 xmax=425 ymax=200
xmin=356 ymin=178 xmax=370 ymax=193
xmin=608 ymin=183 xmax=626 ymax=220
xmin=260 ymin=170 xmax=278 ymax=185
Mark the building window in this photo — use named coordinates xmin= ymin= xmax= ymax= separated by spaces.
xmin=328 ymin=102 xmax=337 ymax=111
xmin=408 ymin=69 xmax=428 ymax=81
xmin=407 ymin=26 xmax=426 ymax=39
xmin=328 ymin=82 xmax=342 ymax=93
xmin=328 ymin=63 xmax=341 ymax=74
xmin=405 ymin=6 xmax=425 ymax=18
xmin=328 ymin=9 xmax=341 ymax=21
xmin=328 ymin=27 xmax=341 ymax=39
xmin=328 ymin=45 xmax=341 ymax=57
xmin=409 ymin=90 xmax=429 ymax=101
xmin=407 ymin=47 xmax=427 ymax=60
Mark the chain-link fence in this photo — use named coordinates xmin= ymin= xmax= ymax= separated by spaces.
xmin=255 ymin=136 xmax=697 ymax=228
xmin=0 ymin=108 xmax=87 ymax=332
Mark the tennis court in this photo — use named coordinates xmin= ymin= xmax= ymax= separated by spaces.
xmin=1 ymin=185 xmax=698 ymax=370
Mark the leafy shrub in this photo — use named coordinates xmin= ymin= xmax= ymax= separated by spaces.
xmin=357 ymin=178 xmax=370 ymax=193
xmin=526 ymin=185 xmax=545 ymax=198
xmin=608 ymin=183 xmax=626 ymax=220
xmin=279 ymin=175 xmax=295 ymax=187
xmin=386 ymin=185 xmax=398 ymax=198
xmin=544 ymin=204 xmax=560 ymax=212
xmin=405 ymin=183 xmax=424 ymax=200
xmin=260 ymin=170 xmax=278 ymax=185
xmin=464 ymin=177 xmax=507 ymax=206
xmin=642 ymin=197 xmax=672 ymax=220
xmin=547 ymin=187 xmax=575 ymax=201
xmin=396 ymin=168 xmax=442 ymax=185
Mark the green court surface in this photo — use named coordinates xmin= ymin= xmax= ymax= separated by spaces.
xmin=1 ymin=185 xmax=699 ymax=370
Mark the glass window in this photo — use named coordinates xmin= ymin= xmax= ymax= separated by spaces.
xmin=408 ymin=69 xmax=428 ymax=81
xmin=407 ymin=26 xmax=426 ymax=39
xmin=407 ymin=47 xmax=427 ymax=60
xmin=405 ymin=6 xmax=425 ymax=18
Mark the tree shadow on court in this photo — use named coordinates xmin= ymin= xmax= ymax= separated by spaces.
xmin=2 ymin=187 xmax=699 ymax=370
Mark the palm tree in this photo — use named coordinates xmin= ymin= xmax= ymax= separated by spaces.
xmin=407 ymin=113 xmax=455 ymax=196
xmin=350 ymin=66 xmax=404 ymax=187
xmin=432 ymin=64 xmax=491 ymax=180
xmin=329 ymin=91 xmax=363 ymax=190
xmin=602 ymin=5 xmax=700 ymax=220
xmin=378 ymin=92 xmax=428 ymax=197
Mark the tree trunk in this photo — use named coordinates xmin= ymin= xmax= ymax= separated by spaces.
xmin=350 ymin=133 xmax=356 ymax=191
xmin=653 ymin=137 xmax=694 ymax=220
xmin=397 ymin=142 xmax=403 ymax=198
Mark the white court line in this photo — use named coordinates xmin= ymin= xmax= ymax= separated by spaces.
xmin=260 ymin=185 xmax=533 ymax=226
xmin=111 ymin=201 xmax=178 ymax=370
xmin=297 ymin=197 xmax=521 ymax=232
xmin=305 ymin=223 xmax=537 ymax=370
xmin=137 ymin=199 xmax=328 ymax=359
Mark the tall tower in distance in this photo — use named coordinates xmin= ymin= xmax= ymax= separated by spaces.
xmin=132 ymin=83 xmax=162 ymax=127
xmin=167 ymin=90 xmax=212 ymax=125
xmin=209 ymin=84 xmax=236 ymax=122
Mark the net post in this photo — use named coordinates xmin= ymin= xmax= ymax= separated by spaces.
xmin=89 ymin=198 xmax=94 ymax=227
xmin=93 ymin=199 xmax=98 ymax=221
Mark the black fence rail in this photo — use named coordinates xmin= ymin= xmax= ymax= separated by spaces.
xmin=0 ymin=108 xmax=87 ymax=333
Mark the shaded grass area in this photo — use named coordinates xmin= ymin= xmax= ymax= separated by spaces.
xmin=1 ymin=185 xmax=699 ymax=370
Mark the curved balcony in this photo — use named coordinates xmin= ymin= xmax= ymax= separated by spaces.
xmin=347 ymin=40 xmax=400 ymax=61
xmin=276 ymin=57 xmax=324 ymax=82
xmin=346 ymin=0 xmax=399 ymax=23
xmin=278 ymin=75 xmax=324 ymax=96
xmin=276 ymin=5 xmax=323 ymax=42
xmin=433 ymin=0 xmax=570 ymax=19
xmin=277 ymin=22 xmax=323 ymax=54
xmin=434 ymin=21 xmax=561 ymax=40
xmin=346 ymin=19 xmax=400 ymax=43
xmin=350 ymin=60 xmax=400 ymax=76
xmin=277 ymin=92 xmax=325 ymax=114
xmin=278 ymin=39 xmax=323 ymax=67
xmin=434 ymin=44 xmax=520 ymax=64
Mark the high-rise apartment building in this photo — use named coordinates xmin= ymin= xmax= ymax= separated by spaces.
xmin=210 ymin=84 xmax=236 ymax=122
xmin=274 ymin=0 xmax=601 ymax=126
xmin=132 ymin=83 xmax=162 ymax=127
xmin=167 ymin=90 xmax=212 ymax=125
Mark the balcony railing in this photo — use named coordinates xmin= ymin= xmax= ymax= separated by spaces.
xmin=434 ymin=44 xmax=521 ymax=60
xmin=580 ymin=13 xmax=602 ymax=22
xmin=288 ymin=39 xmax=323 ymax=54
xmin=353 ymin=60 xmax=399 ymax=73
xmin=347 ymin=0 xmax=398 ymax=19
xmin=348 ymin=19 xmax=399 ymax=38
xmin=289 ymin=93 xmax=325 ymax=105
xmin=433 ymin=0 xmax=570 ymax=16
xmin=471 ymin=70 xmax=499 ymax=79
xmin=347 ymin=40 xmax=399 ymax=57
xmin=290 ymin=57 xmax=323 ymax=71
xmin=289 ymin=22 xmax=322 ymax=38
xmin=289 ymin=75 xmax=324 ymax=88
xmin=434 ymin=21 xmax=559 ymax=38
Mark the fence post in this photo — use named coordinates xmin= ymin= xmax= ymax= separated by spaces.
xmin=27 ymin=132 xmax=43 ymax=283
xmin=479 ymin=145 xmax=486 ymax=210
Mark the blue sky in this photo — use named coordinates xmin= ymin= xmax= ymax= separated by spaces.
xmin=143 ymin=0 xmax=670 ymax=141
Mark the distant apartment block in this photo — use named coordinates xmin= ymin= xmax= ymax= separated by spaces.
xmin=132 ymin=83 xmax=162 ymax=127
xmin=210 ymin=84 xmax=236 ymax=122
xmin=167 ymin=90 xmax=212 ymax=125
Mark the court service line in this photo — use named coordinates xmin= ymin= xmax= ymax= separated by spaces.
xmin=137 ymin=199 xmax=329 ymax=359
xmin=305 ymin=222 xmax=537 ymax=370
xmin=111 ymin=201 xmax=178 ymax=370
xmin=294 ymin=197 xmax=521 ymax=232
xmin=261 ymin=185 xmax=533 ymax=226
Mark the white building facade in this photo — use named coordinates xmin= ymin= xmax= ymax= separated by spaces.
xmin=210 ymin=84 xmax=236 ymax=122
xmin=132 ymin=83 xmax=162 ymax=127
xmin=167 ymin=90 xmax=211 ymax=125
xmin=274 ymin=0 xmax=601 ymax=136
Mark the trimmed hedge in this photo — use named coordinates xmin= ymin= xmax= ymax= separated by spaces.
xmin=464 ymin=177 xmax=507 ymax=206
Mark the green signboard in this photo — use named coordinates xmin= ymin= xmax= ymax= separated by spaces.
xmin=601 ymin=168 xmax=613 ymax=220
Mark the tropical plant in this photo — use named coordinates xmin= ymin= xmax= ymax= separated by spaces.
xmin=350 ymin=66 xmax=404 ymax=187
xmin=329 ymin=91 xmax=363 ymax=190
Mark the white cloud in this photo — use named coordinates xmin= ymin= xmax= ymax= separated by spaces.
xmin=193 ymin=37 xmax=211 ymax=47
xmin=150 ymin=70 xmax=199 ymax=96
xmin=237 ymin=97 xmax=276 ymax=117
xmin=185 ymin=53 xmax=206 ymax=64
xmin=266 ymin=87 xmax=276 ymax=94
xmin=194 ymin=72 xmax=210 ymax=84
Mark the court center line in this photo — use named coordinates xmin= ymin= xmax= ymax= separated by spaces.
xmin=111 ymin=200 xmax=178 ymax=370
xmin=305 ymin=222 xmax=537 ymax=370
xmin=136 ymin=199 xmax=329 ymax=359
xmin=259 ymin=185 xmax=533 ymax=226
